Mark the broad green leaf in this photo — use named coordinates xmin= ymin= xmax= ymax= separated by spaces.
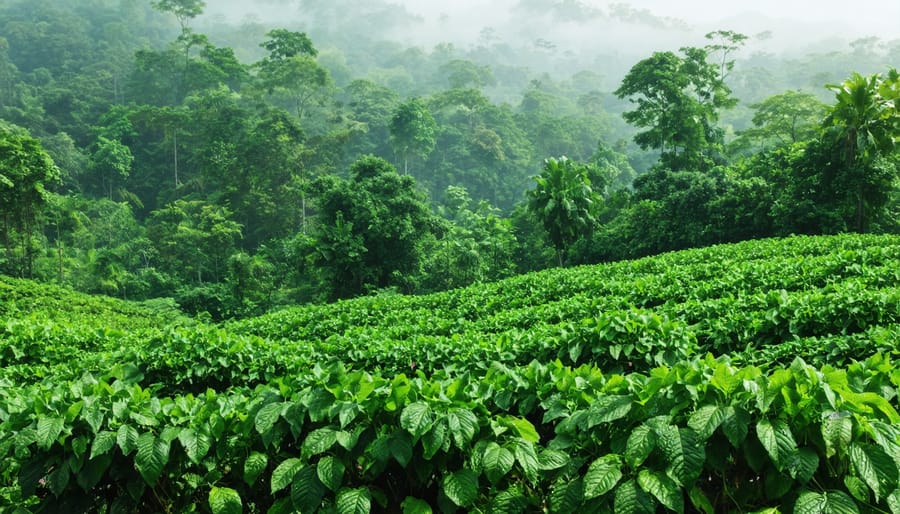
xmin=625 ymin=425 xmax=656 ymax=468
xmin=336 ymin=487 xmax=371 ymax=514
xmin=822 ymin=413 xmax=853 ymax=458
xmin=499 ymin=415 xmax=540 ymax=443
xmin=785 ymin=448 xmax=820 ymax=484
xmin=255 ymin=402 xmax=282 ymax=435
xmin=90 ymin=431 xmax=117 ymax=460
xmin=688 ymin=486 xmax=714 ymax=514
xmin=421 ymin=418 xmax=447 ymax=460
xmin=844 ymin=476 xmax=869 ymax=503
xmin=447 ymin=409 xmax=478 ymax=449
xmin=401 ymin=497 xmax=432 ymax=514
xmin=47 ymin=465 xmax=70 ymax=497
xmin=302 ymin=427 xmax=337 ymax=458
xmin=584 ymin=455 xmax=623 ymax=500
xmin=550 ymin=477 xmax=583 ymax=512
xmin=389 ymin=430 xmax=414 ymax=467
xmin=637 ymin=470 xmax=683 ymax=514
xmin=614 ymin=479 xmax=656 ymax=514
xmin=886 ymin=488 xmax=900 ymax=514
xmin=586 ymin=395 xmax=632 ymax=428
xmin=36 ymin=416 xmax=65 ymax=450
xmin=688 ymin=405 xmax=727 ymax=440
xmin=512 ymin=438 xmax=539 ymax=483
xmin=491 ymin=488 xmax=528 ymax=513
xmin=291 ymin=465 xmax=325 ymax=513
xmin=117 ymin=424 xmax=139 ymax=455
xmin=209 ymin=486 xmax=242 ymax=514
xmin=317 ymin=455 xmax=346 ymax=493
xmin=178 ymin=428 xmax=211 ymax=464
xmin=271 ymin=458 xmax=303 ymax=494
xmin=756 ymin=419 xmax=796 ymax=469
xmin=849 ymin=443 xmax=897 ymax=502
xmin=401 ymin=402 xmax=434 ymax=441
xmin=794 ymin=490 xmax=859 ymax=514
xmin=135 ymin=433 xmax=170 ymax=485
xmin=656 ymin=425 xmax=704 ymax=487
xmin=722 ymin=406 xmax=750 ymax=447
xmin=442 ymin=469 xmax=478 ymax=507
xmin=244 ymin=452 xmax=268 ymax=486
xmin=483 ymin=442 xmax=515 ymax=484
xmin=538 ymin=449 xmax=569 ymax=471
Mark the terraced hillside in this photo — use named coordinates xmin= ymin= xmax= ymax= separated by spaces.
xmin=2 ymin=234 xmax=900 ymax=513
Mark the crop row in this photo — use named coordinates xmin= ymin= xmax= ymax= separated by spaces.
xmin=3 ymin=353 xmax=900 ymax=512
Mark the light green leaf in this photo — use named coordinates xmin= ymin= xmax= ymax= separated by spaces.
xmin=178 ymin=428 xmax=211 ymax=464
xmin=538 ymin=449 xmax=569 ymax=471
xmin=336 ymin=487 xmax=371 ymax=514
xmin=499 ymin=415 xmax=540 ymax=443
xmin=483 ymin=442 xmax=515 ymax=484
xmin=637 ymin=470 xmax=683 ymax=513
xmin=688 ymin=405 xmax=727 ymax=440
xmin=401 ymin=496 xmax=433 ymax=514
xmin=255 ymin=402 xmax=283 ymax=435
xmin=36 ymin=416 xmax=65 ymax=450
xmin=442 ymin=469 xmax=478 ymax=507
xmin=512 ymin=438 xmax=539 ymax=483
xmin=317 ymin=455 xmax=346 ymax=493
xmin=90 ymin=431 xmax=117 ymax=460
xmin=209 ymin=486 xmax=242 ymax=514
xmin=302 ymin=427 xmax=337 ymax=458
xmin=614 ymin=479 xmax=656 ymax=514
xmin=401 ymin=402 xmax=434 ymax=441
xmin=794 ymin=490 xmax=859 ymax=514
xmin=447 ymin=409 xmax=479 ymax=449
xmin=822 ymin=413 xmax=853 ymax=459
xmin=625 ymin=425 xmax=656 ymax=468
xmin=586 ymin=395 xmax=632 ymax=428
xmin=271 ymin=458 xmax=303 ymax=494
xmin=886 ymin=488 xmax=900 ymax=514
xmin=243 ymin=452 xmax=268 ymax=486
xmin=135 ymin=432 xmax=170 ymax=485
xmin=117 ymin=424 xmax=139 ymax=456
xmin=584 ymin=455 xmax=623 ymax=500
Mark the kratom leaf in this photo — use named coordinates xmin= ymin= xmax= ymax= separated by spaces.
xmin=442 ymin=469 xmax=478 ymax=507
xmin=583 ymin=455 xmax=623 ymax=500
xmin=208 ymin=486 xmax=242 ymax=514
xmin=336 ymin=487 xmax=371 ymax=514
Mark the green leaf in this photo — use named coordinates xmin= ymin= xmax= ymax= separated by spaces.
xmin=244 ymin=452 xmax=268 ymax=486
xmin=721 ymin=406 xmax=750 ymax=447
xmin=512 ymin=438 xmax=539 ymax=483
xmin=637 ymin=470 xmax=683 ymax=513
xmin=688 ymin=486 xmax=714 ymax=514
xmin=272 ymin=458 xmax=303 ymax=494
xmin=656 ymin=425 xmax=704 ymax=487
xmin=786 ymin=448 xmax=820 ymax=484
xmin=117 ymin=424 xmax=139 ymax=455
xmin=36 ymin=416 xmax=65 ymax=450
xmin=491 ymin=488 xmax=528 ymax=513
xmin=336 ymin=487 xmax=371 ymax=514
xmin=90 ymin=431 xmax=117 ymax=460
xmin=586 ymin=395 xmax=632 ymax=428
xmin=421 ymin=418 xmax=447 ymax=460
xmin=499 ymin=415 xmax=540 ymax=443
xmin=47 ymin=465 xmax=70 ymax=497
xmin=255 ymin=402 xmax=283 ymax=435
xmin=886 ymin=488 xmax=900 ymax=514
xmin=756 ymin=419 xmax=796 ymax=469
xmin=447 ymin=409 xmax=479 ymax=449
xmin=538 ymin=449 xmax=569 ymax=471
xmin=483 ymin=442 xmax=515 ymax=484
xmin=135 ymin=432 xmax=170 ymax=485
xmin=290 ymin=465 xmax=325 ymax=513
xmin=822 ymin=413 xmax=853 ymax=458
xmin=317 ymin=455 xmax=346 ymax=493
xmin=302 ymin=427 xmax=337 ymax=458
xmin=794 ymin=490 xmax=859 ymax=514
xmin=584 ymin=455 xmax=623 ymax=500
xmin=401 ymin=497 xmax=433 ymax=514
xmin=625 ymin=425 xmax=656 ymax=468
xmin=178 ymin=428 xmax=211 ymax=464
xmin=844 ymin=476 xmax=869 ymax=503
xmin=442 ymin=469 xmax=478 ymax=507
xmin=209 ymin=486 xmax=242 ymax=514
xmin=551 ymin=478 xmax=584 ymax=512
xmin=614 ymin=479 xmax=656 ymax=514
xmin=688 ymin=405 xmax=727 ymax=440
xmin=401 ymin=402 xmax=434 ymax=441
xmin=850 ymin=443 xmax=897 ymax=502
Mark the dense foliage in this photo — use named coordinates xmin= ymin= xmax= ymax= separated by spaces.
xmin=3 ymin=234 xmax=900 ymax=512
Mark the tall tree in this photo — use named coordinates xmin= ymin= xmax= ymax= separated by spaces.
xmin=527 ymin=156 xmax=596 ymax=266
xmin=0 ymin=124 xmax=60 ymax=277
xmin=389 ymin=97 xmax=437 ymax=175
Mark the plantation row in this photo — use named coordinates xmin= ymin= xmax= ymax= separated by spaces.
xmin=3 ymin=234 xmax=900 ymax=511
xmin=4 ymin=354 xmax=900 ymax=512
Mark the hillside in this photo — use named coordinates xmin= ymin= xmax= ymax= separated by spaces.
xmin=2 ymin=234 xmax=900 ymax=512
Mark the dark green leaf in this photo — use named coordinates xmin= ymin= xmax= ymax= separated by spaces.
xmin=483 ymin=442 xmax=515 ymax=484
xmin=442 ymin=469 xmax=478 ymax=507
xmin=135 ymin=432 xmax=170 ymax=485
xmin=244 ymin=452 xmax=268 ymax=486
xmin=209 ymin=486 xmax=242 ymax=514
xmin=336 ymin=487 xmax=371 ymax=514
xmin=584 ymin=455 xmax=623 ymax=500
xmin=317 ymin=455 xmax=346 ymax=493
xmin=272 ymin=458 xmax=303 ymax=494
